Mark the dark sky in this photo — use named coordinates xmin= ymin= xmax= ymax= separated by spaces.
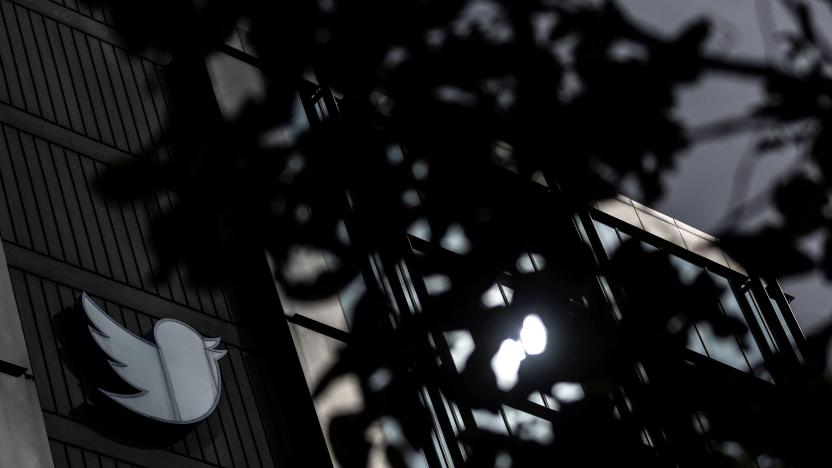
xmin=620 ymin=0 xmax=832 ymax=333
xmin=208 ymin=1 xmax=832 ymax=334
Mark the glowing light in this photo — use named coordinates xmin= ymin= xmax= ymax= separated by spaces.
xmin=424 ymin=274 xmax=452 ymax=296
xmin=407 ymin=218 xmax=431 ymax=240
xmin=516 ymin=253 xmax=546 ymax=273
xmin=440 ymin=224 xmax=471 ymax=254
xmin=491 ymin=314 xmax=549 ymax=390
xmin=368 ymin=368 xmax=392 ymax=391
xmin=520 ymin=314 xmax=547 ymax=355
xmin=446 ymin=330 xmax=475 ymax=371
xmin=491 ymin=339 xmax=526 ymax=390
xmin=481 ymin=283 xmax=505 ymax=308
xmin=481 ymin=283 xmax=513 ymax=308
xmin=552 ymin=382 xmax=585 ymax=403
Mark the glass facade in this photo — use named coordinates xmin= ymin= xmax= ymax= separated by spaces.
xmin=590 ymin=218 xmax=776 ymax=380
xmin=267 ymin=246 xmax=386 ymax=468
xmin=224 ymin=19 xmax=257 ymax=58
xmin=259 ymin=104 xmax=801 ymax=465
xmin=200 ymin=41 xmax=803 ymax=468
xmin=405 ymin=238 xmax=563 ymax=464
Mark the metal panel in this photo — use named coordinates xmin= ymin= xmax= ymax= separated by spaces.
xmin=0 ymin=0 xmax=165 ymax=155
xmin=1 ymin=1 xmax=40 ymax=114
xmin=43 ymin=0 xmax=114 ymax=27
xmin=8 ymin=269 xmax=276 ymax=466
xmin=0 ymin=124 xmax=233 ymax=320
xmin=3 ymin=245 xmax=243 ymax=346
xmin=0 ymin=1 xmax=328 ymax=465
xmin=6 ymin=127 xmax=49 ymax=252
xmin=0 ymin=1 xmax=25 ymax=110
xmin=0 ymin=125 xmax=29 ymax=245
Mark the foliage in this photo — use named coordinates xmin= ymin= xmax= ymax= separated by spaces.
xmin=89 ymin=0 xmax=832 ymax=466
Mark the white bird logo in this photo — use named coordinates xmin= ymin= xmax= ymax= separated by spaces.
xmin=77 ymin=293 xmax=227 ymax=424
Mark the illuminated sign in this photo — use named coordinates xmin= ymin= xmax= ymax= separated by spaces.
xmin=76 ymin=293 xmax=226 ymax=424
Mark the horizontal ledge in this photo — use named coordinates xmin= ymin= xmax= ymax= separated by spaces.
xmin=286 ymin=313 xmax=350 ymax=343
xmin=3 ymin=242 xmax=244 ymax=348
xmin=9 ymin=0 xmax=171 ymax=65
xmin=0 ymin=359 xmax=28 ymax=377
xmin=44 ymin=412 xmax=216 ymax=468
xmin=0 ymin=103 xmax=134 ymax=166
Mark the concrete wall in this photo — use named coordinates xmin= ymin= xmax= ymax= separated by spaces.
xmin=0 ymin=237 xmax=54 ymax=468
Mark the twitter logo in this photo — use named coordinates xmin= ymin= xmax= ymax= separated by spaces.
xmin=76 ymin=293 xmax=226 ymax=424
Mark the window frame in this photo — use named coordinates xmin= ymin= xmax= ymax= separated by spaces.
xmin=581 ymin=208 xmax=797 ymax=384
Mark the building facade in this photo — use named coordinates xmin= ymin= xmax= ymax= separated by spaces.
xmin=0 ymin=0 xmax=331 ymax=466
xmin=0 ymin=0 xmax=805 ymax=467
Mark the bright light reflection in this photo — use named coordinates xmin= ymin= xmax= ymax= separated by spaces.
xmin=481 ymin=283 xmax=505 ymax=308
xmin=491 ymin=339 xmax=526 ymax=390
xmin=552 ymin=382 xmax=585 ymax=403
xmin=491 ymin=314 xmax=549 ymax=390
xmin=520 ymin=314 xmax=547 ymax=355
xmin=406 ymin=218 xmax=431 ymax=240
xmin=424 ymin=274 xmax=451 ymax=296
xmin=440 ymin=224 xmax=471 ymax=254
xmin=446 ymin=330 xmax=475 ymax=371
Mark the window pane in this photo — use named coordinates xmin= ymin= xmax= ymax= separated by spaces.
xmin=669 ymin=255 xmax=700 ymax=285
xmin=472 ymin=408 xmax=509 ymax=435
xmin=444 ymin=330 xmax=475 ymax=372
xmin=288 ymin=322 xmax=346 ymax=390
xmin=767 ymin=294 xmax=803 ymax=361
xmin=206 ymin=52 xmax=265 ymax=118
xmin=688 ymin=325 xmax=707 ymax=356
xmin=696 ymin=322 xmax=752 ymax=373
xmin=339 ymin=275 xmax=366 ymax=328
xmin=503 ymin=406 xmax=554 ymax=444
xmin=592 ymin=220 xmax=621 ymax=257
xmin=711 ymin=274 xmax=766 ymax=374
xmin=528 ymin=392 xmax=545 ymax=406
xmin=272 ymin=247 xmax=351 ymax=332
xmin=288 ymin=324 xmax=391 ymax=468
xmin=744 ymin=289 xmax=777 ymax=353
